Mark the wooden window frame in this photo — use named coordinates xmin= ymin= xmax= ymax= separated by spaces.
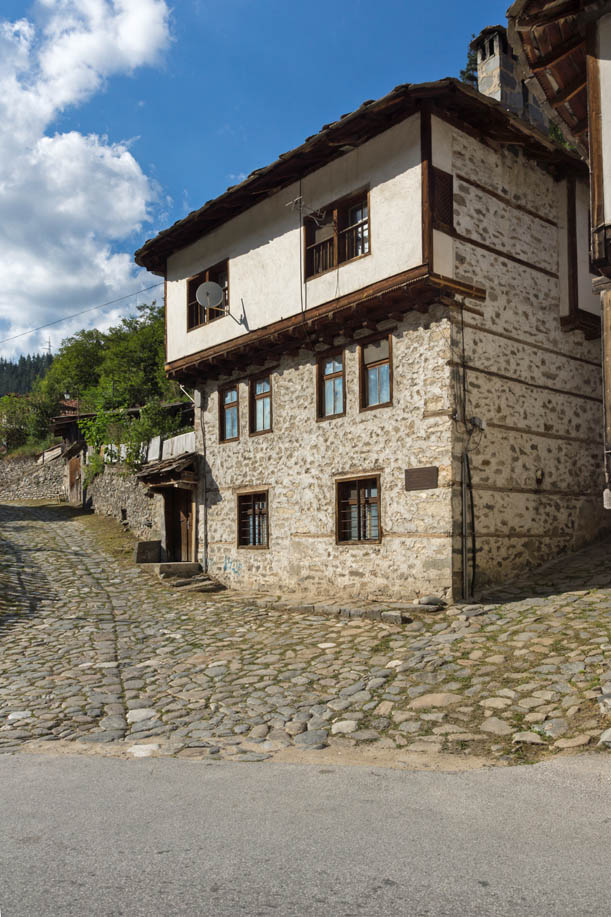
xmin=237 ymin=490 xmax=269 ymax=549
xmin=316 ymin=348 xmax=346 ymax=421
xmin=304 ymin=189 xmax=371 ymax=280
xmin=359 ymin=333 xmax=393 ymax=412
xmin=186 ymin=260 xmax=230 ymax=332
xmin=335 ymin=474 xmax=382 ymax=545
xmin=249 ymin=374 xmax=273 ymax=436
xmin=219 ymin=383 xmax=239 ymax=443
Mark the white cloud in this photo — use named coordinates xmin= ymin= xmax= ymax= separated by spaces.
xmin=0 ymin=0 xmax=171 ymax=358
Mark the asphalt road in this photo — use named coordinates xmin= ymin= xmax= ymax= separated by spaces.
xmin=1 ymin=753 xmax=610 ymax=917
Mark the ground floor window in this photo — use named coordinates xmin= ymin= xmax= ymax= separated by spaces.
xmin=336 ymin=476 xmax=381 ymax=543
xmin=237 ymin=491 xmax=269 ymax=547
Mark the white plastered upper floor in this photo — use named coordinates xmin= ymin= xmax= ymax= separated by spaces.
xmin=165 ymin=114 xmax=423 ymax=364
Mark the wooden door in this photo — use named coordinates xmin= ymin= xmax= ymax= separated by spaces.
xmin=165 ymin=489 xmax=194 ymax=562
xmin=68 ymin=456 xmax=81 ymax=505
xmin=178 ymin=489 xmax=193 ymax=562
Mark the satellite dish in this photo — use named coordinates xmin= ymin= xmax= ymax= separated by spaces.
xmin=196 ymin=281 xmax=224 ymax=310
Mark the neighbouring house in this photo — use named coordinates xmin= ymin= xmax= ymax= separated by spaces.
xmin=134 ymin=42 xmax=608 ymax=602
xmin=51 ymin=401 xmax=196 ymax=552
xmin=506 ymin=0 xmax=611 ymax=502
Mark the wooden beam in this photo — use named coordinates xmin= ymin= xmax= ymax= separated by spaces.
xmin=515 ymin=0 xmax=580 ymax=30
xmin=531 ymin=36 xmax=585 ymax=73
xmin=549 ymin=75 xmax=587 ymax=108
xmin=421 ymin=107 xmax=434 ymax=271
xmin=573 ymin=117 xmax=590 ymax=136
xmin=601 ymin=291 xmax=611 ymax=474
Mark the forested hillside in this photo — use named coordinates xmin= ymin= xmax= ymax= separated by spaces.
xmin=1 ymin=302 xmax=185 ymax=455
xmin=0 ymin=353 xmax=53 ymax=396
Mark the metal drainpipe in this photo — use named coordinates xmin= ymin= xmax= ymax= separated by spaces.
xmin=461 ymin=451 xmax=469 ymax=600
xmin=195 ymin=388 xmax=208 ymax=574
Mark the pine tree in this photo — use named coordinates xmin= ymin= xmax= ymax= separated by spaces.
xmin=461 ymin=35 xmax=478 ymax=89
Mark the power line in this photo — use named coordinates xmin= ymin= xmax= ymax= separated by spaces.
xmin=0 ymin=282 xmax=164 ymax=345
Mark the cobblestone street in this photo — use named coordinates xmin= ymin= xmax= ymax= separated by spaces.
xmin=1 ymin=501 xmax=611 ymax=764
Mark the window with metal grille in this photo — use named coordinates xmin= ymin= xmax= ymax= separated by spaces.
xmin=238 ymin=492 xmax=268 ymax=547
xmin=336 ymin=477 xmax=381 ymax=543
xmin=249 ymin=376 xmax=272 ymax=434
xmin=305 ymin=192 xmax=370 ymax=279
xmin=317 ymin=351 xmax=345 ymax=419
xmin=187 ymin=261 xmax=229 ymax=330
xmin=360 ymin=335 xmax=392 ymax=410
xmin=431 ymin=168 xmax=454 ymax=232
xmin=219 ymin=385 xmax=239 ymax=442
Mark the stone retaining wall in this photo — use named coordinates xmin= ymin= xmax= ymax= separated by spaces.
xmin=85 ymin=464 xmax=163 ymax=541
xmin=0 ymin=457 xmax=64 ymax=502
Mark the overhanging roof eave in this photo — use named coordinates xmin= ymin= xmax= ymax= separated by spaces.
xmin=134 ymin=77 xmax=586 ymax=274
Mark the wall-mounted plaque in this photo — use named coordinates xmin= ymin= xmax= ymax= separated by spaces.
xmin=405 ymin=466 xmax=439 ymax=491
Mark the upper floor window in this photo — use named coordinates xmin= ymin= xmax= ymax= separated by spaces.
xmin=187 ymin=260 xmax=229 ymax=330
xmin=305 ymin=191 xmax=370 ymax=279
xmin=360 ymin=335 xmax=392 ymax=410
xmin=219 ymin=384 xmax=239 ymax=442
xmin=317 ymin=351 xmax=345 ymax=419
xmin=250 ymin=376 xmax=272 ymax=435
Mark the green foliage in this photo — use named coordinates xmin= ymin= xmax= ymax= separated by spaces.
xmin=36 ymin=328 xmax=106 ymax=410
xmin=549 ymin=120 xmax=576 ymax=152
xmin=461 ymin=35 xmax=478 ymax=88
xmin=0 ymin=353 xmax=53 ymax=396
xmin=1 ymin=299 xmax=185 ymax=457
xmin=0 ymin=394 xmax=31 ymax=450
xmin=78 ymin=407 xmax=119 ymax=452
xmin=5 ymin=436 xmax=58 ymax=460
xmin=95 ymin=303 xmax=171 ymax=409
xmin=78 ymin=399 xmax=186 ymax=474
xmin=83 ymin=452 xmax=104 ymax=488
xmin=33 ymin=300 xmax=179 ymax=417
xmin=121 ymin=400 xmax=185 ymax=468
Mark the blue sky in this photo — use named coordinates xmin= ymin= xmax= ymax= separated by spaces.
xmin=0 ymin=0 xmax=508 ymax=357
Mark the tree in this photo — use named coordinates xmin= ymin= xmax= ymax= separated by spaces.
xmin=95 ymin=302 xmax=175 ymax=409
xmin=2 ymin=299 xmax=185 ymax=456
xmin=461 ymin=35 xmax=478 ymax=88
xmin=0 ymin=353 xmax=53 ymax=396
xmin=0 ymin=395 xmax=30 ymax=450
xmin=35 ymin=328 xmax=106 ymax=411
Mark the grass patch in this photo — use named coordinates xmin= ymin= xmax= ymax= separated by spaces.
xmin=74 ymin=507 xmax=139 ymax=568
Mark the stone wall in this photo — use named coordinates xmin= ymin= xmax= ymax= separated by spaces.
xmin=0 ymin=457 xmax=64 ymax=502
xmin=85 ymin=464 xmax=163 ymax=541
xmin=450 ymin=125 xmax=609 ymax=592
xmin=197 ymin=305 xmax=455 ymax=602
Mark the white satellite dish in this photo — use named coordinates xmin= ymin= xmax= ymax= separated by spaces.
xmin=196 ymin=281 xmax=224 ymax=310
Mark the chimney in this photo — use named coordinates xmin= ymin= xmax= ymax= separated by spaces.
xmin=471 ymin=26 xmax=548 ymax=133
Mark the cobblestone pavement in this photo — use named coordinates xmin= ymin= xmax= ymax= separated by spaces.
xmin=1 ymin=502 xmax=611 ymax=763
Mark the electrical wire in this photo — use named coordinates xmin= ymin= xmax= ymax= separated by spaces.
xmin=0 ymin=281 xmax=164 ymax=345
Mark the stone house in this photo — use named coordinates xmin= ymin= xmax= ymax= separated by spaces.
xmin=135 ymin=51 xmax=607 ymax=603
xmin=507 ymin=0 xmax=611 ymax=501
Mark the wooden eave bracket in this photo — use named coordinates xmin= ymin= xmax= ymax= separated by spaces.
xmin=561 ymin=309 xmax=602 ymax=338
xmin=164 ymin=268 xmax=487 ymax=383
